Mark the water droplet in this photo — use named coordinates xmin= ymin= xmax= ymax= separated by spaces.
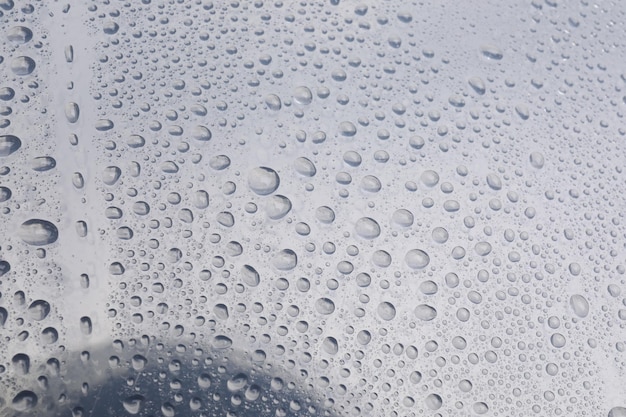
xmin=244 ymin=384 xmax=261 ymax=401
xmin=209 ymin=154 xmax=231 ymax=170
xmin=80 ymin=316 xmax=93 ymax=335
xmin=420 ymin=170 xmax=440 ymax=187
xmin=405 ymin=249 xmax=430 ymax=269
xmin=480 ymin=44 xmax=503 ymax=60
xmin=11 ymin=391 xmax=37 ymax=411
xmin=425 ymin=393 xmax=442 ymax=410
xmin=357 ymin=330 xmax=371 ymax=345
xmin=197 ymin=373 xmax=212 ymax=389
xmin=550 ymin=333 xmax=566 ymax=348
xmin=7 ymin=26 xmax=33 ymax=43
xmin=160 ymin=161 xmax=179 ymax=173
xmin=241 ymin=265 xmax=261 ymax=287
xmin=127 ymin=134 xmax=145 ymax=148
xmin=315 ymin=206 xmax=335 ymax=224
xmin=103 ymin=20 xmax=119 ymax=34
xmin=41 ymin=327 xmax=58 ymax=344
xmin=0 ymin=186 xmax=12 ymax=202
xmin=227 ymin=373 xmax=248 ymax=392
xmin=570 ymin=294 xmax=589 ymax=318
xmin=355 ymin=217 xmax=381 ymax=239
xmin=474 ymin=242 xmax=492 ymax=256
xmin=392 ymin=209 xmax=414 ymax=227
xmin=377 ymin=302 xmax=396 ymax=321
xmin=94 ymin=119 xmax=114 ymax=131
xmin=609 ymin=407 xmax=626 ymax=417
xmin=486 ymin=173 xmax=502 ymax=190
xmin=65 ymin=102 xmax=80 ymax=123
xmin=414 ymin=304 xmax=437 ymax=321
xmin=11 ymin=56 xmax=36 ymax=75
xmin=12 ymin=353 xmax=30 ymax=375
xmin=19 ymin=219 xmax=58 ymax=246
xmin=315 ymin=297 xmax=335 ymax=315
xmin=0 ymin=135 xmax=22 ymax=156
xmin=419 ymin=280 xmax=438 ymax=295
xmin=530 ymin=151 xmax=545 ymax=168
xmin=213 ymin=304 xmax=229 ymax=320
xmin=338 ymin=121 xmax=357 ymax=137
xmin=122 ymin=395 xmax=145 ymax=415
xmin=293 ymin=86 xmax=313 ymax=104
xmin=473 ymin=402 xmax=489 ymax=414
xmin=64 ymin=45 xmax=73 ymax=63
xmin=193 ymin=190 xmax=210 ymax=209
xmin=28 ymin=300 xmax=50 ymax=321
xmin=30 ymin=156 xmax=56 ymax=172
xmin=468 ymin=77 xmax=486 ymax=94
xmin=212 ymin=335 xmax=233 ymax=349
xmin=272 ymin=249 xmax=297 ymax=270
xmin=294 ymin=157 xmax=316 ymax=176
xmin=102 ymin=166 xmax=122 ymax=185
xmin=360 ymin=175 xmax=382 ymax=192
xmin=191 ymin=125 xmax=212 ymax=141
xmin=322 ymin=337 xmax=339 ymax=355
xmin=431 ymin=227 xmax=449 ymax=243
xmin=265 ymin=195 xmax=292 ymax=219
xmin=248 ymin=166 xmax=280 ymax=195
xmin=515 ymin=104 xmax=529 ymax=120
xmin=265 ymin=94 xmax=282 ymax=110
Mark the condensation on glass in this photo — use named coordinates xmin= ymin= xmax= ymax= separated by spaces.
xmin=0 ymin=0 xmax=626 ymax=416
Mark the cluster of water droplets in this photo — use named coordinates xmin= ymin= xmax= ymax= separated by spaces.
xmin=1 ymin=0 xmax=626 ymax=416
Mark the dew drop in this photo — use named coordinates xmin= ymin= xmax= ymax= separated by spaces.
xmin=315 ymin=297 xmax=335 ymax=315
xmin=272 ymin=249 xmax=297 ymax=270
xmin=0 ymin=135 xmax=22 ymax=157
xmin=570 ymin=294 xmax=589 ymax=318
xmin=377 ymin=302 xmax=396 ymax=321
xmin=248 ymin=166 xmax=280 ymax=195
xmin=11 ymin=56 xmax=36 ymax=75
xmin=28 ymin=300 xmax=50 ymax=321
xmin=293 ymin=86 xmax=313 ymax=104
xmin=414 ymin=304 xmax=437 ymax=321
xmin=322 ymin=337 xmax=339 ymax=355
xmin=480 ymin=44 xmax=503 ymax=60
xmin=405 ymin=249 xmax=430 ymax=269
xmin=11 ymin=391 xmax=37 ymax=411
xmin=19 ymin=219 xmax=58 ymax=246
xmin=7 ymin=26 xmax=33 ymax=43
xmin=355 ymin=217 xmax=381 ymax=239
xmin=122 ymin=395 xmax=145 ymax=415
xmin=425 ymin=393 xmax=442 ymax=410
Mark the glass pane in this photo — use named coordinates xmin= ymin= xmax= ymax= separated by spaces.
xmin=1 ymin=1 xmax=626 ymax=416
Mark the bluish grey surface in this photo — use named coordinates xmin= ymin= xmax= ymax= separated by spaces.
xmin=1 ymin=0 xmax=626 ymax=416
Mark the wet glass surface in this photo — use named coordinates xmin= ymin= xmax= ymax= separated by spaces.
xmin=1 ymin=0 xmax=626 ymax=416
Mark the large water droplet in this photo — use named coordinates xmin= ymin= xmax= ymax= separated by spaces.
xmin=241 ymin=265 xmax=261 ymax=287
xmin=248 ymin=166 xmax=280 ymax=195
xmin=414 ymin=304 xmax=437 ymax=321
xmin=122 ymin=395 xmax=145 ymax=415
xmin=19 ymin=219 xmax=58 ymax=246
xmin=11 ymin=56 xmax=36 ymax=75
xmin=315 ymin=297 xmax=335 ymax=315
xmin=405 ymin=249 xmax=430 ymax=269
xmin=28 ymin=300 xmax=50 ymax=321
xmin=11 ymin=391 xmax=38 ymax=411
xmin=0 ymin=135 xmax=21 ymax=156
xmin=570 ymin=294 xmax=589 ymax=318
xmin=377 ymin=302 xmax=396 ymax=321
xmin=7 ymin=26 xmax=33 ymax=43
xmin=355 ymin=217 xmax=381 ymax=239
